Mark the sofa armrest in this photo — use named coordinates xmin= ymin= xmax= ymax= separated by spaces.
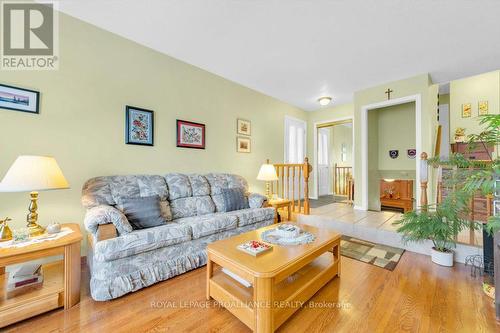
xmin=84 ymin=205 xmax=133 ymax=235
xmin=248 ymin=193 xmax=268 ymax=208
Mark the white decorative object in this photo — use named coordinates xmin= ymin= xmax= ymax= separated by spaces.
xmin=261 ymin=225 xmax=315 ymax=246
xmin=274 ymin=224 xmax=301 ymax=238
xmin=46 ymin=223 xmax=61 ymax=234
xmin=431 ymin=247 xmax=454 ymax=267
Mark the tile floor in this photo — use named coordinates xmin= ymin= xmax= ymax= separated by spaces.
xmin=307 ymin=202 xmax=483 ymax=246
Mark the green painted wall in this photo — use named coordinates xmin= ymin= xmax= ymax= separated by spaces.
xmin=377 ymin=103 xmax=416 ymax=170
xmin=439 ymin=93 xmax=450 ymax=106
xmin=0 ymin=13 xmax=306 ymax=250
xmin=449 ymin=70 xmax=500 ymax=143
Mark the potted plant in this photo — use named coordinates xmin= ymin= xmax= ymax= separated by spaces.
xmin=393 ymin=190 xmax=476 ymax=266
xmin=395 ymin=114 xmax=499 ymax=266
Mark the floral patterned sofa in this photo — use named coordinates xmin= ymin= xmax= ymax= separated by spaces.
xmin=82 ymin=173 xmax=274 ymax=301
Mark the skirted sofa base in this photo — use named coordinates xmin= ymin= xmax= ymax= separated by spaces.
xmin=88 ymin=220 xmax=271 ymax=301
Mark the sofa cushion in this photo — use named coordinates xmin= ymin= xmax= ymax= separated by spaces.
xmin=205 ymin=173 xmax=248 ymax=195
xmin=117 ymin=195 xmax=166 ymax=230
xmin=165 ymin=173 xmax=192 ymax=200
xmin=170 ymin=196 xmax=215 ymax=219
xmin=175 ymin=213 xmax=237 ymax=239
xmin=82 ymin=175 xmax=169 ymax=208
xmin=221 ymin=188 xmax=249 ymax=212
xmin=93 ymin=222 xmax=191 ymax=262
xmin=226 ymin=207 xmax=276 ymax=227
xmin=189 ymin=174 xmax=210 ymax=196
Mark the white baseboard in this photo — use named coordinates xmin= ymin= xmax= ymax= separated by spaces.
xmin=353 ymin=205 xmax=365 ymax=211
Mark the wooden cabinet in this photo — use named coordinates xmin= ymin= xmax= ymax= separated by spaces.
xmin=380 ymin=179 xmax=414 ymax=213
xmin=451 ymin=142 xmax=494 ymax=160
xmin=0 ymin=224 xmax=82 ymax=328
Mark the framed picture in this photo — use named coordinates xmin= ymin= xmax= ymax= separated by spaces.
xmin=237 ymin=137 xmax=251 ymax=153
xmin=177 ymin=120 xmax=205 ymax=149
xmin=237 ymin=119 xmax=251 ymax=136
xmin=478 ymin=101 xmax=489 ymax=115
xmin=461 ymin=103 xmax=471 ymax=118
xmin=0 ymin=83 xmax=39 ymax=114
xmin=125 ymin=106 xmax=154 ymax=146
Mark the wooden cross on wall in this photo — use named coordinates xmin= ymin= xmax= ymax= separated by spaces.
xmin=385 ymin=88 xmax=393 ymax=100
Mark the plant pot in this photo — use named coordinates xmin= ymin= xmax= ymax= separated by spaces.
xmin=431 ymin=247 xmax=454 ymax=267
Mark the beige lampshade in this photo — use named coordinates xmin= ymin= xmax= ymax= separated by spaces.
xmin=0 ymin=155 xmax=69 ymax=192
xmin=257 ymin=164 xmax=278 ymax=181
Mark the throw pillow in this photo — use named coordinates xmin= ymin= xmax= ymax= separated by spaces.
xmin=221 ymin=188 xmax=249 ymax=212
xmin=117 ymin=195 xmax=166 ymax=229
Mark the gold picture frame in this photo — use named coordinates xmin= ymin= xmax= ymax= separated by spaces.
xmin=478 ymin=101 xmax=489 ymax=115
xmin=461 ymin=103 xmax=471 ymax=118
xmin=237 ymin=137 xmax=251 ymax=153
xmin=237 ymin=119 xmax=251 ymax=136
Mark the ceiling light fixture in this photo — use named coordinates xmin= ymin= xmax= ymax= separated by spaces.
xmin=318 ymin=96 xmax=332 ymax=106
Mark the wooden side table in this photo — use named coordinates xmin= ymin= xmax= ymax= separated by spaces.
xmin=0 ymin=223 xmax=82 ymax=328
xmin=267 ymin=199 xmax=292 ymax=223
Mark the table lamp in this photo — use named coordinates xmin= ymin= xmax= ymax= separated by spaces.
xmin=0 ymin=155 xmax=69 ymax=236
xmin=257 ymin=162 xmax=278 ymax=200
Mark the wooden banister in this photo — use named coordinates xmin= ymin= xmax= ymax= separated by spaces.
xmin=270 ymin=158 xmax=312 ymax=215
xmin=333 ymin=164 xmax=352 ymax=197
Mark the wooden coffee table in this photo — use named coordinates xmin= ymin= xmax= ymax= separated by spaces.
xmin=206 ymin=223 xmax=341 ymax=333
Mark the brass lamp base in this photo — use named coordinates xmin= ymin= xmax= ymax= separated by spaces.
xmin=27 ymin=223 xmax=45 ymax=237
xmin=265 ymin=181 xmax=273 ymax=201
xmin=26 ymin=191 xmax=45 ymax=236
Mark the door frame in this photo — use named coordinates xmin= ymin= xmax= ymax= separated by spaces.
xmin=312 ymin=116 xmax=354 ymax=199
xmin=360 ymin=94 xmax=422 ymax=210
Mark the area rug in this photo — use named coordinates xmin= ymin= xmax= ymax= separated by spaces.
xmin=340 ymin=236 xmax=405 ymax=271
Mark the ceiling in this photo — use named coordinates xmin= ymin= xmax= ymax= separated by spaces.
xmin=57 ymin=0 xmax=500 ymax=111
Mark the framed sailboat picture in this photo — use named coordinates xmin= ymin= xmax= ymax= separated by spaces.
xmin=0 ymin=84 xmax=39 ymax=114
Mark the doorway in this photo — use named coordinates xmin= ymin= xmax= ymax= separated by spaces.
xmin=360 ymin=94 xmax=422 ymax=211
xmin=314 ymin=119 xmax=354 ymax=207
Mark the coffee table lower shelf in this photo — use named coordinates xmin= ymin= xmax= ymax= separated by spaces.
xmin=208 ymin=252 xmax=339 ymax=332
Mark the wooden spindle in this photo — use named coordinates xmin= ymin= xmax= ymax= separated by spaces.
xmin=304 ymin=157 xmax=310 ymax=215
xmin=286 ymin=166 xmax=290 ymax=200
xmin=420 ymin=152 xmax=428 ymax=210
xmin=298 ymin=167 xmax=302 ymax=213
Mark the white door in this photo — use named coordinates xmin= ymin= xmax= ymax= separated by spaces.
xmin=285 ymin=117 xmax=306 ymax=164
xmin=284 ymin=116 xmax=307 ymax=199
xmin=438 ymin=104 xmax=450 ymax=158
xmin=318 ymin=128 xmax=330 ymax=196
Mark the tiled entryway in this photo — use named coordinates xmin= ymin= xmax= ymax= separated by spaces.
xmin=297 ymin=203 xmax=483 ymax=263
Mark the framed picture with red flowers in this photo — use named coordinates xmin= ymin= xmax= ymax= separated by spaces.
xmin=176 ymin=119 xmax=205 ymax=149
xmin=125 ymin=106 xmax=154 ymax=146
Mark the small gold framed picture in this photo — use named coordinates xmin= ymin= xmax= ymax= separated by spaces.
xmin=478 ymin=101 xmax=488 ymax=115
xmin=237 ymin=137 xmax=251 ymax=153
xmin=237 ymin=119 xmax=251 ymax=136
xmin=461 ymin=103 xmax=471 ymax=118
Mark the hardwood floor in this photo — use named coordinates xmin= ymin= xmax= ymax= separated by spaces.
xmin=4 ymin=252 xmax=499 ymax=333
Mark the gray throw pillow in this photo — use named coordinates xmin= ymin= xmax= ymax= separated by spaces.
xmin=117 ymin=195 xmax=166 ymax=229
xmin=221 ymin=188 xmax=249 ymax=212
